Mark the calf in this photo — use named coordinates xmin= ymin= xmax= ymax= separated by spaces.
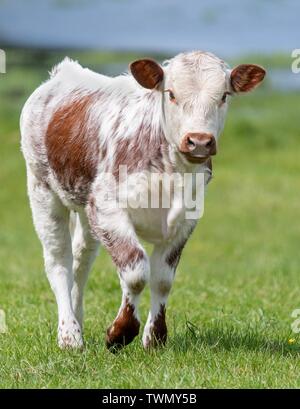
xmin=20 ymin=51 xmax=265 ymax=350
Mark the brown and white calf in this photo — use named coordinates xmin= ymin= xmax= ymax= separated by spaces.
xmin=20 ymin=51 xmax=265 ymax=350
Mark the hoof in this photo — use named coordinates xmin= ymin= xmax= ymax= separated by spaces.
xmin=58 ymin=318 xmax=83 ymax=349
xmin=106 ymin=327 xmax=139 ymax=352
xmin=105 ymin=301 xmax=140 ymax=352
xmin=143 ymin=305 xmax=167 ymax=350
xmin=143 ymin=327 xmax=167 ymax=350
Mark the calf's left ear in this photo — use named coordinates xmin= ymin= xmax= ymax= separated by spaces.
xmin=230 ymin=64 xmax=266 ymax=93
xmin=130 ymin=59 xmax=164 ymax=89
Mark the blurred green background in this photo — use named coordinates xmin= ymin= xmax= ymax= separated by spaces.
xmin=0 ymin=0 xmax=300 ymax=389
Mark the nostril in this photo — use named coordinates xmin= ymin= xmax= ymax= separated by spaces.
xmin=205 ymin=138 xmax=214 ymax=148
xmin=187 ymin=137 xmax=196 ymax=150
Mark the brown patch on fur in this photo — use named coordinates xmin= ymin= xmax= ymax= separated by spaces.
xmin=87 ymin=198 xmax=145 ymax=271
xmin=100 ymin=143 xmax=108 ymax=162
xmin=144 ymin=304 xmax=167 ymax=349
xmin=158 ymin=280 xmax=171 ymax=297
xmin=106 ymin=298 xmax=140 ymax=351
xmin=166 ymin=227 xmax=195 ymax=269
xmin=112 ymin=121 xmax=167 ymax=180
xmin=46 ymin=92 xmax=100 ymax=203
xmin=231 ymin=64 xmax=266 ymax=93
xmin=166 ymin=240 xmax=187 ymax=269
xmin=130 ymin=59 xmax=164 ymax=89
xmin=102 ymin=230 xmax=145 ymax=272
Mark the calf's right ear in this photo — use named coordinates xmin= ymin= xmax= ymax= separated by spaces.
xmin=129 ymin=59 xmax=164 ymax=89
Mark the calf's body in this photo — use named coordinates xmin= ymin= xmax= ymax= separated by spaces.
xmin=20 ymin=52 xmax=265 ymax=349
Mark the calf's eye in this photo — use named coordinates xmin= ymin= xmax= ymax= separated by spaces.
xmin=221 ymin=91 xmax=231 ymax=104
xmin=168 ymin=90 xmax=176 ymax=101
xmin=164 ymin=89 xmax=176 ymax=102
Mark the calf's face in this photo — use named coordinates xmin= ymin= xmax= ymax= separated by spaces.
xmin=130 ymin=51 xmax=265 ymax=164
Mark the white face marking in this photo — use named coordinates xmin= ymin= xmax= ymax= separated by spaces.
xmin=162 ymin=51 xmax=231 ymax=148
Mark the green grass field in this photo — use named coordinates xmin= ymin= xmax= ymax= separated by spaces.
xmin=0 ymin=49 xmax=300 ymax=388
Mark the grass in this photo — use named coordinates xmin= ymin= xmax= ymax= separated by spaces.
xmin=0 ymin=49 xmax=300 ymax=388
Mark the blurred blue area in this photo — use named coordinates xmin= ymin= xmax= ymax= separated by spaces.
xmin=0 ymin=0 xmax=299 ymax=56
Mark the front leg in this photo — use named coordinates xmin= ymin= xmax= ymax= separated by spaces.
xmin=87 ymin=198 xmax=149 ymax=351
xmin=143 ymin=224 xmax=195 ymax=349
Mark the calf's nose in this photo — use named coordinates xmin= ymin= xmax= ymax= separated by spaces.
xmin=180 ymin=133 xmax=217 ymax=157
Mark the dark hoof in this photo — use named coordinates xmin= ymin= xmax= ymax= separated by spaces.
xmin=105 ymin=299 xmax=140 ymax=352
xmin=144 ymin=329 xmax=167 ymax=350
xmin=105 ymin=318 xmax=140 ymax=352
xmin=143 ymin=305 xmax=168 ymax=350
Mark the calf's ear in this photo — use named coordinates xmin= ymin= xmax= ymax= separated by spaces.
xmin=130 ymin=59 xmax=164 ymax=89
xmin=230 ymin=64 xmax=266 ymax=93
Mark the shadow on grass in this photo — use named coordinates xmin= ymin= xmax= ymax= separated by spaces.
xmin=170 ymin=320 xmax=300 ymax=357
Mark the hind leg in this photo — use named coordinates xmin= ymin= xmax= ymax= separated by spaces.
xmin=71 ymin=211 xmax=99 ymax=328
xmin=27 ymin=170 xmax=83 ymax=348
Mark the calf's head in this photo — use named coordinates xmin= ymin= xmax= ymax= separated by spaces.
xmin=130 ymin=51 xmax=265 ymax=164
